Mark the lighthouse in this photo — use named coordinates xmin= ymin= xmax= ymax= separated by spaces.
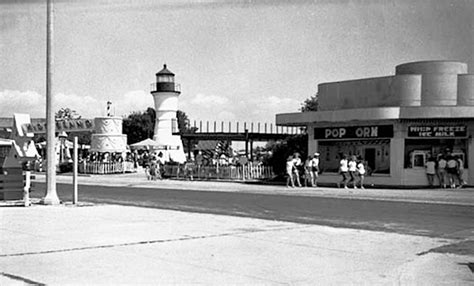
xmin=150 ymin=64 xmax=186 ymax=163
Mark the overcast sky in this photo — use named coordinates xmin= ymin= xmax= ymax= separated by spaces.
xmin=1 ymin=0 xmax=473 ymax=124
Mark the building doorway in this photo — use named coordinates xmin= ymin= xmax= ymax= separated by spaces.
xmin=364 ymin=148 xmax=376 ymax=173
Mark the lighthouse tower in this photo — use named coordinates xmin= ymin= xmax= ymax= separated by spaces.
xmin=150 ymin=64 xmax=186 ymax=163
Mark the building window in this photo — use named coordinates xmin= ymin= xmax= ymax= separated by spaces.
xmin=318 ymin=139 xmax=390 ymax=174
xmin=404 ymin=138 xmax=468 ymax=168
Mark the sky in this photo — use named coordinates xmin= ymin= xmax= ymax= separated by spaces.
xmin=1 ymin=0 xmax=473 ymax=126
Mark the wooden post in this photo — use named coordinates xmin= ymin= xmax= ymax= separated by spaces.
xmin=23 ymin=171 xmax=31 ymax=207
xmin=73 ymin=136 xmax=78 ymax=205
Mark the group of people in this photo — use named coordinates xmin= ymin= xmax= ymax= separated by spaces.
xmin=286 ymin=152 xmax=320 ymax=188
xmin=425 ymin=154 xmax=465 ymax=188
xmin=338 ymin=154 xmax=366 ymax=189
xmin=144 ymin=152 xmax=165 ymax=180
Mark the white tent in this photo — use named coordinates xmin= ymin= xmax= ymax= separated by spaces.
xmin=129 ymin=138 xmax=161 ymax=150
xmin=129 ymin=138 xmax=185 ymax=163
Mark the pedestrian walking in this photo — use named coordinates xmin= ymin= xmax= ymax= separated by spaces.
xmin=348 ymin=156 xmax=358 ymax=188
xmin=184 ymin=158 xmax=195 ymax=181
xmin=156 ymin=152 xmax=165 ymax=179
xmin=338 ymin=154 xmax=349 ymax=189
xmin=446 ymin=155 xmax=458 ymax=188
xmin=425 ymin=156 xmax=436 ymax=187
xmin=455 ymin=156 xmax=466 ymax=188
xmin=292 ymin=153 xmax=303 ymax=187
xmin=304 ymin=155 xmax=314 ymax=187
xmin=311 ymin=152 xmax=320 ymax=187
xmin=437 ymin=154 xmax=447 ymax=188
xmin=356 ymin=157 xmax=366 ymax=189
xmin=286 ymin=155 xmax=295 ymax=188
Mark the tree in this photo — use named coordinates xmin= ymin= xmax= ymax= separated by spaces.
xmin=34 ymin=107 xmax=90 ymax=145
xmin=300 ymin=92 xmax=319 ymax=112
xmin=122 ymin=107 xmax=156 ymax=144
xmin=55 ymin=107 xmax=81 ymax=120
xmin=176 ymin=110 xmax=198 ymax=156
xmin=264 ymin=134 xmax=308 ymax=177
xmin=176 ymin=110 xmax=197 ymax=135
xmin=122 ymin=108 xmax=196 ymax=146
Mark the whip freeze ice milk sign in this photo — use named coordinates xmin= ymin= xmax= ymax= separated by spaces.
xmin=408 ymin=125 xmax=467 ymax=137
xmin=314 ymin=125 xmax=393 ymax=139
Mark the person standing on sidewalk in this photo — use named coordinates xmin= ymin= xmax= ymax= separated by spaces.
xmin=356 ymin=156 xmax=366 ymax=189
xmin=425 ymin=156 xmax=436 ymax=188
xmin=286 ymin=155 xmax=295 ymax=188
xmin=437 ymin=154 xmax=447 ymax=188
xmin=455 ymin=156 xmax=466 ymax=188
xmin=348 ymin=156 xmax=358 ymax=189
xmin=446 ymin=155 xmax=458 ymax=188
xmin=311 ymin=152 xmax=320 ymax=187
xmin=292 ymin=153 xmax=303 ymax=187
xmin=304 ymin=155 xmax=314 ymax=187
xmin=338 ymin=154 xmax=349 ymax=189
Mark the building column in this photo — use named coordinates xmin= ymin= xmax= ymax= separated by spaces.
xmin=467 ymin=135 xmax=474 ymax=185
xmin=390 ymin=123 xmax=405 ymax=186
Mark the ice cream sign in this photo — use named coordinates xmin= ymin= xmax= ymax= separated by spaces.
xmin=314 ymin=125 xmax=394 ymax=139
xmin=408 ymin=125 xmax=467 ymax=138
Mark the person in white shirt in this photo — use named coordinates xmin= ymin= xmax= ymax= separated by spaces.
xmin=437 ymin=155 xmax=447 ymax=188
xmin=286 ymin=155 xmax=295 ymax=188
xmin=304 ymin=155 xmax=314 ymax=187
xmin=311 ymin=153 xmax=320 ymax=187
xmin=455 ymin=156 xmax=466 ymax=188
xmin=348 ymin=156 xmax=358 ymax=189
xmin=338 ymin=154 xmax=349 ymax=189
xmin=425 ymin=156 xmax=436 ymax=187
xmin=356 ymin=157 xmax=366 ymax=189
xmin=292 ymin=153 xmax=303 ymax=187
xmin=446 ymin=155 xmax=458 ymax=188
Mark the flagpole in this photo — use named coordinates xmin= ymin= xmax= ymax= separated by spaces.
xmin=42 ymin=0 xmax=60 ymax=205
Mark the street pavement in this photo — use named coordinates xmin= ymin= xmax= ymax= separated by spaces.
xmin=0 ymin=172 xmax=473 ymax=285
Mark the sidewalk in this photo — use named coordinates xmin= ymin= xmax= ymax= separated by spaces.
xmin=1 ymin=173 xmax=473 ymax=284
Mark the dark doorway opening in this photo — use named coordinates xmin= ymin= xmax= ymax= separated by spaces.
xmin=364 ymin=148 xmax=376 ymax=172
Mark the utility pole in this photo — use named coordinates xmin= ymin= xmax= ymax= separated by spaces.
xmin=42 ymin=0 xmax=60 ymax=205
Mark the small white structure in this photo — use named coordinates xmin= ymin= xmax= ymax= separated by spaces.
xmin=11 ymin=113 xmax=40 ymax=160
xmin=150 ymin=64 xmax=186 ymax=163
xmin=90 ymin=116 xmax=128 ymax=153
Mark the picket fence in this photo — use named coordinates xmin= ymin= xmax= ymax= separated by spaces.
xmin=163 ymin=164 xmax=274 ymax=181
xmin=78 ymin=161 xmax=274 ymax=181
xmin=79 ymin=161 xmax=136 ymax=174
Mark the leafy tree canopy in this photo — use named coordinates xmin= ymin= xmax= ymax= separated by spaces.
xmin=123 ymin=108 xmax=196 ymax=145
xmin=264 ymin=134 xmax=308 ymax=176
xmin=55 ymin=107 xmax=81 ymax=120
xmin=122 ymin=107 xmax=156 ymax=144
xmin=300 ymin=92 xmax=319 ymax=112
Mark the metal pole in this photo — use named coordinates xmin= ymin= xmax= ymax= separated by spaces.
xmin=73 ymin=136 xmax=78 ymax=205
xmin=42 ymin=0 xmax=60 ymax=205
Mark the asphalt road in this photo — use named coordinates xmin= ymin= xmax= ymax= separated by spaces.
xmin=31 ymin=182 xmax=474 ymax=240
